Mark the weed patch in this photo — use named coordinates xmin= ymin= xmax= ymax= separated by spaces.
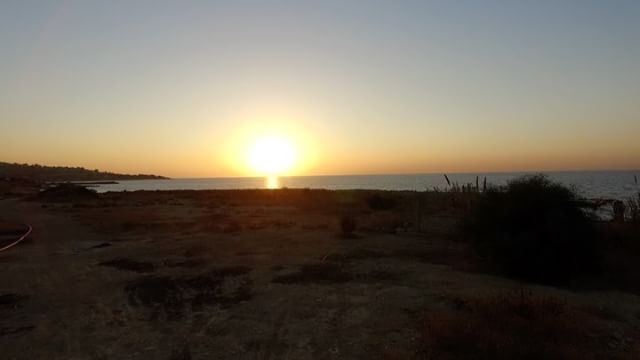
xmin=418 ymin=291 xmax=630 ymax=359
xmin=125 ymin=266 xmax=252 ymax=319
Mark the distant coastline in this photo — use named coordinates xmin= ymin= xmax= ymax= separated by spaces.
xmin=0 ymin=162 xmax=168 ymax=182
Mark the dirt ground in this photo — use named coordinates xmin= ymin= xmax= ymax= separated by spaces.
xmin=1 ymin=189 xmax=639 ymax=359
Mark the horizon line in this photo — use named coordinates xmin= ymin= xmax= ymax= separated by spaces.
xmin=172 ymin=168 xmax=640 ymax=180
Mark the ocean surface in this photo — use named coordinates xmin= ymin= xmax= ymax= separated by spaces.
xmin=93 ymin=171 xmax=640 ymax=201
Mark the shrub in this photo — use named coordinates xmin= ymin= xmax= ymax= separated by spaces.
xmin=340 ymin=215 xmax=357 ymax=238
xmin=465 ymin=174 xmax=600 ymax=283
xmin=37 ymin=183 xmax=97 ymax=202
xmin=366 ymin=193 xmax=397 ymax=211
xmin=626 ymin=192 xmax=640 ymax=223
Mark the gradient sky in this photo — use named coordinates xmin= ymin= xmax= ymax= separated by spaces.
xmin=1 ymin=1 xmax=639 ymax=177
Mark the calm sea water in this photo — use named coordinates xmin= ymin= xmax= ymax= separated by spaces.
xmin=93 ymin=171 xmax=640 ymax=200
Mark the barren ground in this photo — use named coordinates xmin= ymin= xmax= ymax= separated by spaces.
xmin=0 ymin=189 xmax=639 ymax=359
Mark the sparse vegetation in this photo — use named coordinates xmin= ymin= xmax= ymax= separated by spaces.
xmin=0 ymin=177 xmax=40 ymax=197
xmin=3 ymin=184 xmax=639 ymax=359
xmin=340 ymin=214 xmax=357 ymax=238
xmin=125 ymin=266 xmax=252 ymax=320
xmin=36 ymin=183 xmax=98 ymax=202
xmin=626 ymin=192 xmax=640 ymax=223
xmin=465 ymin=174 xmax=601 ymax=284
xmin=597 ymin=213 xmax=640 ymax=294
xmin=418 ymin=291 xmax=627 ymax=360
xmin=366 ymin=193 xmax=397 ymax=211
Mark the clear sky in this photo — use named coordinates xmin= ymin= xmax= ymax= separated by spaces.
xmin=1 ymin=1 xmax=639 ymax=177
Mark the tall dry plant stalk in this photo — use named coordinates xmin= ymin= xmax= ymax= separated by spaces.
xmin=627 ymin=192 xmax=640 ymax=223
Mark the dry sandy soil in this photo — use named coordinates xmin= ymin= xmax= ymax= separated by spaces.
xmin=0 ymin=189 xmax=639 ymax=359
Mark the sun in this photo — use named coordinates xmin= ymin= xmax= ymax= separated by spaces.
xmin=247 ymin=136 xmax=297 ymax=175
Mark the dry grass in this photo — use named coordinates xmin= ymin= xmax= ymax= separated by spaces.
xmin=4 ymin=187 xmax=640 ymax=359
xmin=596 ymin=221 xmax=640 ymax=294
xmin=125 ymin=266 xmax=252 ymax=320
xmin=339 ymin=215 xmax=357 ymax=238
xmin=0 ymin=293 xmax=33 ymax=338
xmin=76 ymin=206 xmax=174 ymax=234
xmin=417 ymin=291 xmax=635 ymax=360
xmin=627 ymin=192 xmax=640 ymax=222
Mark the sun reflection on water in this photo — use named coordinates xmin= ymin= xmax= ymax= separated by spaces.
xmin=265 ymin=175 xmax=280 ymax=189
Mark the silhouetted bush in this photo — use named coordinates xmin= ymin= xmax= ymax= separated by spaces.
xmin=627 ymin=192 xmax=640 ymax=223
xmin=340 ymin=215 xmax=357 ymax=238
xmin=366 ymin=193 xmax=396 ymax=211
xmin=597 ymin=222 xmax=640 ymax=294
xmin=37 ymin=183 xmax=98 ymax=202
xmin=466 ymin=174 xmax=600 ymax=283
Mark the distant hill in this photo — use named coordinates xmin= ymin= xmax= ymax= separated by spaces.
xmin=0 ymin=162 xmax=168 ymax=182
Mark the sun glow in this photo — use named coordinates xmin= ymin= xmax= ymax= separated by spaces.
xmin=247 ymin=136 xmax=297 ymax=175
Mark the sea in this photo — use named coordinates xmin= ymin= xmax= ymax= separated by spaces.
xmin=92 ymin=170 xmax=640 ymax=201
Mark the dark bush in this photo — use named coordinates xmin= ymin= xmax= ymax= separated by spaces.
xmin=340 ymin=215 xmax=357 ymax=238
xmin=465 ymin=174 xmax=601 ymax=283
xmin=366 ymin=193 xmax=397 ymax=211
xmin=37 ymin=183 xmax=97 ymax=202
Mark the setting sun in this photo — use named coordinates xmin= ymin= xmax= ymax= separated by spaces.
xmin=3 ymin=3 xmax=640 ymax=358
xmin=247 ymin=136 xmax=297 ymax=175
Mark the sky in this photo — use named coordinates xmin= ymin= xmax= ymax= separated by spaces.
xmin=1 ymin=0 xmax=639 ymax=177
